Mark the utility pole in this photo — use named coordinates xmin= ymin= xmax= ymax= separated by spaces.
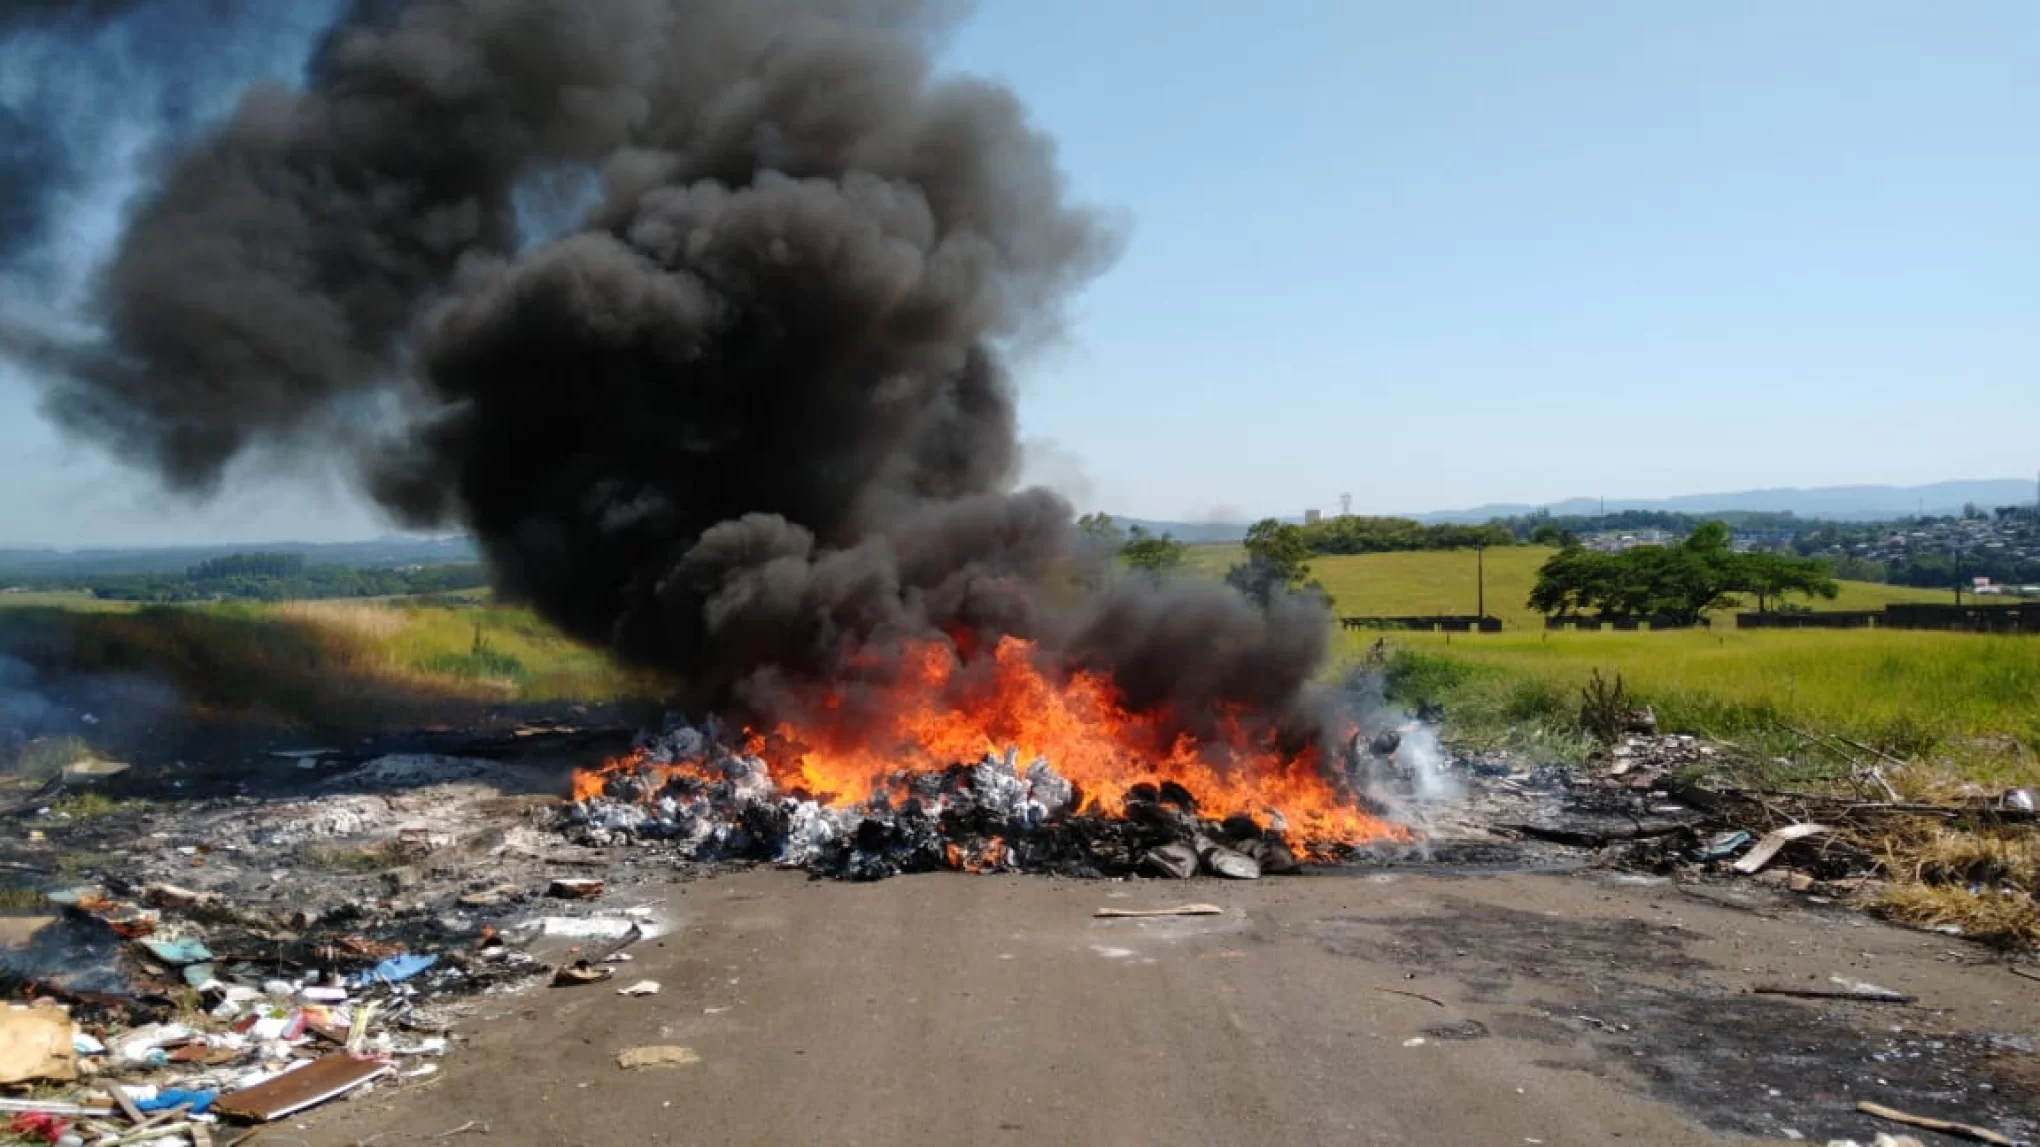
xmin=1476 ymin=544 xmax=1486 ymax=622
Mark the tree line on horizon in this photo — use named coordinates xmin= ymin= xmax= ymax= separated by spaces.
xmin=31 ymin=552 xmax=491 ymax=603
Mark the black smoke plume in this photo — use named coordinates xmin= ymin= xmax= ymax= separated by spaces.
xmin=21 ymin=0 xmax=1334 ymax=747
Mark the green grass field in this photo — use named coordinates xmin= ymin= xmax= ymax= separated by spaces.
xmin=1188 ymin=543 xmax=1960 ymax=629
xmin=0 ymin=589 xmax=142 ymax=612
xmin=1183 ymin=542 xmax=2036 ymax=781
xmin=1370 ymin=627 xmax=2040 ymax=761
xmin=0 ymin=597 xmax=652 ymax=740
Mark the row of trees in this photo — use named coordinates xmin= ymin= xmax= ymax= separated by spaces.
xmin=1528 ymin=523 xmax=1838 ymax=626
xmin=79 ymin=558 xmax=490 ymax=602
xmin=1294 ymin=515 xmax=1512 ymax=555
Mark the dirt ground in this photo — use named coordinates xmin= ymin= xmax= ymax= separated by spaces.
xmin=266 ymin=867 xmax=2040 ymax=1147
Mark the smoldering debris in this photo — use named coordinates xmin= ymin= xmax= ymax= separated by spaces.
xmin=561 ymin=721 xmax=1322 ymax=882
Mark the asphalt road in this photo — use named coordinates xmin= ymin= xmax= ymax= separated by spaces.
xmin=297 ymin=868 xmax=2040 ymax=1147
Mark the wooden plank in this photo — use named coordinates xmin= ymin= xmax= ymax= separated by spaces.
xmin=1855 ymin=1100 xmax=2014 ymax=1145
xmin=1093 ymin=904 xmax=1225 ymax=918
xmin=1732 ymin=823 xmax=1829 ymax=874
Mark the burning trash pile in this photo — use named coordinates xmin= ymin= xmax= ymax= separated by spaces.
xmin=563 ymin=729 xmax=1338 ymax=882
xmin=559 ymin=639 xmax=1421 ymax=881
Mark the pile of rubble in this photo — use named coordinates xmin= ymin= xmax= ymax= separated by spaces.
xmin=1499 ymin=733 xmax=2039 ymax=930
xmin=0 ymin=751 xmax=664 ymax=1144
xmin=562 ymin=732 xmax=1312 ymax=881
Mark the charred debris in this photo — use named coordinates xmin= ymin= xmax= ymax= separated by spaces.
xmin=559 ymin=718 xmax=1346 ymax=882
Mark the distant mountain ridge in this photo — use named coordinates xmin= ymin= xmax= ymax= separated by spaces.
xmin=1411 ymin=480 xmax=2038 ymax=524
xmin=1114 ymin=479 xmax=2040 ymax=542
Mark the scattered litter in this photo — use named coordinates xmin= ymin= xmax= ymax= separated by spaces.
xmin=1374 ymin=987 xmax=1446 ymax=1008
xmin=1853 ymin=1100 xmax=2013 ymax=1145
xmin=528 ymin=917 xmax=639 ymax=942
xmin=1093 ymin=904 xmax=1224 ymax=918
xmin=551 ymin=961 xmax=614 ymax=987
xmin=616 ymin=980 xmax=661 ymax=997
xmin=616 ymin=1045 xmax=700 ymax=1070
xmin=1732 ymin=823 xmax=1830 ymax=875
xmin=1752 ymin=979 xmax=1914 ymax=1005
xmin=135 ymin=1088 xmax=216 ymax=1115
xmin=1691 ymin=830 xmax=1752 ymax=862
xmin=351 ymin=952 xmax=438 ymax=987
xmin=546 ymin=878 xmax=605 ymax=900
xmin=1420 ymin=1019 xmax=1489 ymax=1041
xmin=1400 ymin=1037 xmax=1426 ymax=1048
xmin=137 ymin=937 xmax=213 ymax=966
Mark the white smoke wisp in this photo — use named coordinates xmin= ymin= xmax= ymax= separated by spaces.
xmin=1391 ymin=719 xmax=1461 ymax=808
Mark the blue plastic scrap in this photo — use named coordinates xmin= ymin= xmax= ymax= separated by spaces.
xmin=138 ymin=937 xmax=214 ymax=965
xmin=353 ymin=952 xmax=438 ymax=987
xmin=136 ymin=1089 xmax=216 ymax=1115
xmin=1691 ymin=830 xmax=1753 ymax=862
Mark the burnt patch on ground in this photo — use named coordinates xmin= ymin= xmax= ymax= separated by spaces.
xmin=1314 ymin=898 xmax=2040 ymax=1143
xmin=1312 ymin=898 xmax=1707 ymax=998
xmin=1529 ymin=986 xmax=2040 ymax=1142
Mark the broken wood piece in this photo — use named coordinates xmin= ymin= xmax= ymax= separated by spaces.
xmin=0 ymin=1098 xmax=115 ymax=1117
xmin=1752 ymin=982 xmax=1914 ymax=1005
xmin=1732 ymin=822 xmax=1830 ymax=874
xmin=1093 ymin=904 xmax=1225 ymax=918
xmin=109 ymin=1082 xmax=147 ymax=1124
xmin=616 ymin=980 xmax=661 ymax=996
xmin=109 ymin=1122 xmax=198 ymax=1145
xmin=2007 ymin=964 xmax=2040 ymax=985
xmin=1855 ymin=1100 xmax=2014 ymax=1145
xmin=1374 ymin=987 xmax=1447 ymax=1008
xmin=617 ymin=1045 xmax=700 ymax=1070
xmin=214 ymin=1053 xmax=393 ymax=1122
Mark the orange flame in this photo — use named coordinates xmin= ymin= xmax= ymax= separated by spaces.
xmin=573 ymin=635 xmax=1407 ymax=852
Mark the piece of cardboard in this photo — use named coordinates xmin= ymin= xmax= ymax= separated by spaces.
xmin=0 ymin=1006 xmax=77 ymax=1084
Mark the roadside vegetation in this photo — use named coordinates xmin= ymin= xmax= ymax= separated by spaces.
xmin=1374 ymin=629 xmax=2040 ymax=780
xmin=11 ymin=551 xmax=492 ymax=603
xmin=0 ymin=597 xmax=655 ymax=748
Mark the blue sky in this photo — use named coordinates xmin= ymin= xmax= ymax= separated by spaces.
xmin=3 ymin=0 xmax=2037 ymax=544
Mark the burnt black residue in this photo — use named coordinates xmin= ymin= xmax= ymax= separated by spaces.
xmin=1313 ymin=899 xmax=1705 ymax=999
xmin=1527 ymin=986 xmax=2040 ymax=1142
xmin=1314 ymin=899 xmax=2040 ymax=1142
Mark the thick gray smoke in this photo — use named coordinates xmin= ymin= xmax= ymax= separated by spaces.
xmin=11 ymin=0 xmax=1334 ymax=749
xmin=0 ymin=0 xmax=331 ymax=292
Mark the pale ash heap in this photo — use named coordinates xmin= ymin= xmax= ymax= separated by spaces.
xmin=558 ymin=718 xmax=1333 ymax=882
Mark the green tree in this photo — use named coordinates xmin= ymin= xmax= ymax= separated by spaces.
xmin=1527 ymin=522 xmax=1578 ymax=548
xmin=1076 ymin=512 xmax=1124 ymax=548
xmin=1119 ymin=525 xmax=1188 ymax=576
xmin=1225 ymin=519 xmax=1325 ymax=607
xmin=1527 ymin=521 xmax=1838 ymax=625
xmin=1741 ymin=551 xmax=1842 ymax=612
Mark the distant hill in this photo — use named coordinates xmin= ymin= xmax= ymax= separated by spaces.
xmin=0 ymin=536 xmax=478 ymax=579
xmin=1105 ymin=480 xmax=2039 ymax=541
xmin=1410 ymin=480 xmax=2038 ymax=524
